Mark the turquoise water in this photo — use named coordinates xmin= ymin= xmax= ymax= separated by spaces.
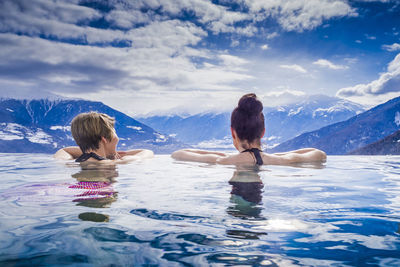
xmin=0 ymin=154 xmax=400 ymax=266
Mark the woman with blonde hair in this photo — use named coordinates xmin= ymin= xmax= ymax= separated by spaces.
xmin=54 ymin=112 xmax=153 ymax=163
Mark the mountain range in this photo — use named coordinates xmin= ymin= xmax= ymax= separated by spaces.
xmin=139 ymin=95 xmax=364 ymax=149
xmin=270 ymin=96 xmax=400 ymax=155
xmin=1 ymin=95 xmax=399 ymax=155
xmin=0 ymin=99 xmax=184 ymax=153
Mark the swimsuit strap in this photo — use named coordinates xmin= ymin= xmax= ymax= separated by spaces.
xmin=75 ymin=152 xmax=106 ymax=162
xmin=241 ymin=148 xmax=264 ymax=165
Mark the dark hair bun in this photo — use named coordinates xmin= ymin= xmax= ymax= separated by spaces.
xmin=231 ymin=93 xmax=265 ymax=143
xmin=238 ymin=93 xmax=263 ymax=115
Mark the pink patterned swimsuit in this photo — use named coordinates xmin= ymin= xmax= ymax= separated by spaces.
xmin=69 ymin=181 xmax=114 ymax=201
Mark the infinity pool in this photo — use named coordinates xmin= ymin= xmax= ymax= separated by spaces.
xmin=0 ymin=154 xmax=400 ymax=266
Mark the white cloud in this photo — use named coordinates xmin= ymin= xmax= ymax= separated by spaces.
xmin=263 ymin=89 xmax=306 ymax=98
xmin=219 ymin=54 xmax=249 ymax=67
xmin=0 ymin=0 xmax=125 ymax=44
xmin=365 ymin=34 xmax=376 ymax=40
xmin=259 ymin=90 xmax=307 ymax=107
xmin=0 ymin=29 xmax=253 ymax=114
xmin=105 ymin=9 xmax=155 ymax=28
xmin=120 ymin=0 xmax=253 ymax=35
xmin=382 ymin=43 xmax=400 ymax=52
xmin=245 ymin=0 xmax=357 ymax=32
xmin=336 ymin=53 xmax=400 ymax=106
xmin=313 ymin=59 xmax=348 ymax=70
xmin=230 ymin=39 xmax=240 ymax=47
xmin=266 ymin=32 xmax=279 ymax=39
xmin=0 ymin=0 xmax=383 ymax=116
xmin=0 ymin=0 xmax=101 ymax=24
xmin=280 ymin=64 xmax=308 ymax=73
xmin=344 ymin=57 xmax=358 ymax=64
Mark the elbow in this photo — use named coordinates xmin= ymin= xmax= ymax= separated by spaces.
xmin=53 ymin=148 xmax=64 ymax=158
xmin=171 ymin=150 xmax=184 ymax=160
xmin=142 ymin=149 xmax=154 ymax=158
xmin=315 ymin=149 xmax=327 ymax=162
xmin=53 ymin=148 xmax=73 ymax=160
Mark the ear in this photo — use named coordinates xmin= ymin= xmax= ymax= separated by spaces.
xmin=261 ymin=128 xmax=265 ymax=138
xmin=101 ymin=136 xmax=108 ymax=144
xmin=231 ymin=127 xmax=237 ymax=140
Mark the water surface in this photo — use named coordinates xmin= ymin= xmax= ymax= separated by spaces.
xmin=0 ymin=154 xmax=400 ymax=266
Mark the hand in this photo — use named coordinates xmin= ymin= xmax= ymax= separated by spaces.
xmin=107 ymin=152 xmax=124 ymax=160
xmin=115 ymin=151 xmax=127 ymax=159
xmin=109 ymin=151 xmax=128 ymax=159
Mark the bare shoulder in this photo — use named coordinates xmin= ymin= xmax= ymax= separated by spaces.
xmin=53 ymin=148 xmax=74 ymax=160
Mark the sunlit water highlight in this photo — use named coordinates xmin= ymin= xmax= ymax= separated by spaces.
xmin=0 ymin=154 xmax=400 ymax=266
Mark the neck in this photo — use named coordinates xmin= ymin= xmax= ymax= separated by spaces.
xmin=237 ymin=142 xmax=261 ymax=152
xmin=85 ymin=146 xmax=107 ymax=158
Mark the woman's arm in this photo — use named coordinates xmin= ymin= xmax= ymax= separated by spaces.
xmin=126 ymin=149 xmax=154 ymax=159
xmin=177 ymin=149 xmax=227 ymax=156
xmin=112 ymin=149 xmax=154 ymax=162
xmin=272 ymin=148 xmax=318 ymax=156
xmin=53 ymin=146 xmax=82 ymax=159
xmin=117 ymin=149 xmax=154 ymax=158
xmin=171 ymin=149 xmax=227 ymax=163
xmin=265 ymin=149 xmax=326 ymax=165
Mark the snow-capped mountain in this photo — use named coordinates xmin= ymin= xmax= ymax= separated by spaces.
xmin=271 ymin=96 xmax=400 ymax=155
xmin=138 ymin=113 xmax=231 ymax=147
xmin=0 ymin=99 xmax=184 ymax=153
xmin=263 ymin=95 xmax=364 ymax=147
xmin=139 ymin=95 xmax=364 ymax=149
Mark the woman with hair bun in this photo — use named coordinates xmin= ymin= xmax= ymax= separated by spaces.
xmin=172 ymin=93 xmax=326 ymax=165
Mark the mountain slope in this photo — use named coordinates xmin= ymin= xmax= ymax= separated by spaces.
xmin=270 ymin=96 xmax=400 ymax=155
xmin=0 ymin=99 xmax=183 ymax=153
xmin=349 ymin=130 xmax=400 ymax=155
xmin=139 ymin=113 xmax=231 ymax=145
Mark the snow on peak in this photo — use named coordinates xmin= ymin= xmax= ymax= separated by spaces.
xmin=127 ymin=126 xmax=142 ymax=131
xmin=50 ymin=126 xmax=71 ymax=131
xmin=0 ymin=123 xmax=53 ymax=144
xmin=154 ymin=133 xmax=167 ymax=143
xmin=395 ymin=111 xmax=400 ymax=126
xmin=288 ymin=107 xmax=303 ymax=116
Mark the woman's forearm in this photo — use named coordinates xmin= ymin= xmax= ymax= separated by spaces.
xmin=274 ymin=148 xmax=321 ymax=156
xmin=134 ymin=149 xmax=154 ymax=159
xmin=171 ymin=150 xmax=222 ymax=163
xmin=284 ymin=149 xmax=327 ymax=163
xmin=181 ymin=149 xmax=227 ymax=156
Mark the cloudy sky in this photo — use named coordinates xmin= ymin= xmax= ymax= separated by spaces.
xmin=1 ymin=0 xmax=400 ymax=116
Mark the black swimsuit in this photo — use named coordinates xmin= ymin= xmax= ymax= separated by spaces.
xmin=241 ymin=148 xmax=264 ymax=165
xmin=75 ymin=152 xmax=106 ymax=162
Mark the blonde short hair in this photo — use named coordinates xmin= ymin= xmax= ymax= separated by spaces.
xmin=71 ymin=112 xmax=115 ymax=152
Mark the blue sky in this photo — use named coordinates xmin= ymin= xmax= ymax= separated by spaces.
xmin=0 ymin=0 xmax=400 ymax=116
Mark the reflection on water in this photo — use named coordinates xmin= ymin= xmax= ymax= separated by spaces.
xmin=227 ymin=166 xmax=264 ymax=220
xmin=70 ymin=165 xmax=118 ymax=209
xmin=70 ymin=164 xmax=119 ymax=222
xmin=1 ymin=155 xmax=400 ymax=266
xmin=226 ymin=166 xmax=269 ymax=240
xmin=78 ymin=212 xmax=109 ymax=222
